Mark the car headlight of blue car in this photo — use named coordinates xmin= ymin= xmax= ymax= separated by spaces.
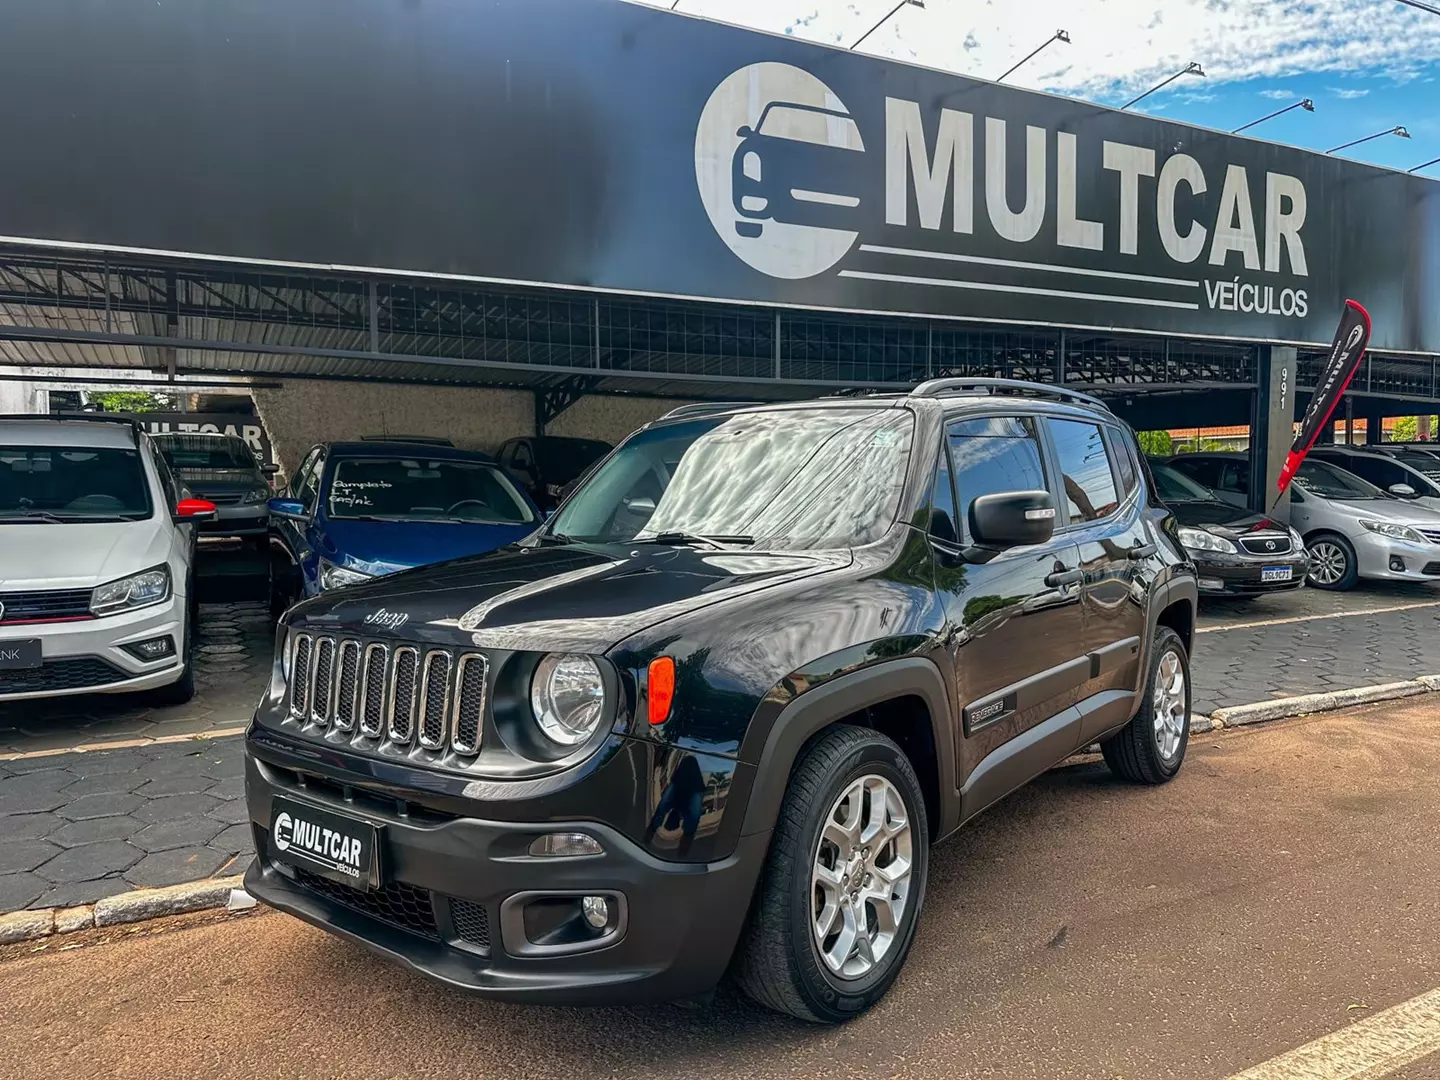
xmin=318 ymin=559 xmax=372 ymax=591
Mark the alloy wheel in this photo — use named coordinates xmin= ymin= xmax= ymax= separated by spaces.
xmin=1308 ymin=541 xmax=1347 ymax=586
xmin=810 ymin=774 xmax=913 ymax=980
xmin=1152 ymin=648 xmax=1187 ymax=763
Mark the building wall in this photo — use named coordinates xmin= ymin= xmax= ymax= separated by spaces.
xmin=251 ymin=382 xmax=535 ymax=474
xmin=545 ymin=395 xmax=696 ymax=445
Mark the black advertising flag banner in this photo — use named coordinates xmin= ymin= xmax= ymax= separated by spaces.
xmin=1276 ymin=300 xmax=1372 ymax=495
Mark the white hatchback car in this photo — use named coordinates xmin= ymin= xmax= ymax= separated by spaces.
xmin=0 ymin=417 xmax=216 ymax=705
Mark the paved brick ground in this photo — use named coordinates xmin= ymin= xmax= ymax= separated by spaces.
xmin=0 ymin=738 xmax=250 ymax=912
xmin=1190 ymin=580 xmax=1440 ymax=715
xmin=2 ymin=576 xmax=1438 ymax=914
xmin=0 ymin=600 xmax=273 ymax=754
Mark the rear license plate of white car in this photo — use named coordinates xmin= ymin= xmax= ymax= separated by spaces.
xmin=0 ymin=638 xmax=41 ymax=669
xmin=1261 ymin=566 xmax=1293 ymax=583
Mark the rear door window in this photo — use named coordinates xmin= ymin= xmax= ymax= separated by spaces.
xmin=1044 ymin=418 xmax=1119 ymax=523
xmin=1108 ymin=428 xmax=1138 ymax=495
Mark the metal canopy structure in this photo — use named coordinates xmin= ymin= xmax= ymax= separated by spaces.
xmin=1 ymin=245 xmax=1437 ymax=428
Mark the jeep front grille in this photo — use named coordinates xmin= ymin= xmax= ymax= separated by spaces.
xmin=286 ymin=633 xmax=486 ymax=758
xmin=388 ymin=647 xmax=420 ymax=745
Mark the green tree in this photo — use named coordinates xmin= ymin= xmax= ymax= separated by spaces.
xmin=1135 ymin=430 xmax=1173 ymax=456
xmin=84 ymin=390 xmax=175 ymax=413
xmin=1389 ymin=416 xmax=1439 ymax=442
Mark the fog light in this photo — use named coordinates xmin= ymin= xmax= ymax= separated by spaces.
xmin=581 ymin=895 xmax=609 ymax=929
xmin=1197 ymin=578 xmax=1225 ymax=591
xmin=528 ymin=832 xmax=604 ymax=858
xmin=1390 ymin=556 xmax=1407 ymax=572
xmin=123 ymin=636 xmax=176 ymax=662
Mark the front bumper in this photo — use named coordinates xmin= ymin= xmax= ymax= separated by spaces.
xmin=243 ymin=741 xmax=767 ymax=1005
xmin=0 ymin=595 xmax=185 ymax=701
xmin=1352 ymin=532 xmax=1440 ymax=582
xmin=1190 ymin=550 xmax=1310 ymax=595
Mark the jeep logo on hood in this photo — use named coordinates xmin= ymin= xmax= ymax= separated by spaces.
xmin=363 ymin=608 xmax=409 ymax=631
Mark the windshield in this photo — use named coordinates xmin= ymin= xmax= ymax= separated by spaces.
xmin=1391 ymin=451 xmax=1440 ymax=478
xmin=1294 ymin=459 xmax=1386 ymax=500
xmin=1151 ymin=463 xmax=1219 ymax=503
xmin=533 ymin=440 xmax=612 ymax=485
xmin=326 ymin=458 xmax=536 ymax=524
xmin=547 ymin=408 xmax=915 ymax=550
xmin=0 ymin=445 xmax=153 ymax=521
xmin=153 ymin=435 xmax=257 ymax=472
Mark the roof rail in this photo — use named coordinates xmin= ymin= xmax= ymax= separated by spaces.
xmin=0 ymin=412 xmax=145 ymax=442
xmin=909 ymin=378 xmax=1111 ymax=413
xmin=658 ymin=401 xmax=763 ymax=421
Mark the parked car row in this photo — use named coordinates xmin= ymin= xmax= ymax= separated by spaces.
xmin=1164 ymin=449 xmax=1440 ymax=592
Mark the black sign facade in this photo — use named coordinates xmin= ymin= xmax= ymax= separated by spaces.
xmin=0 ymin=0 xmax=1435 ymax=355
xmin=121 ymin=414 xmax=275 ymax=468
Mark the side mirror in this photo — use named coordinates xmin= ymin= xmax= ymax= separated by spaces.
xmin=174 ymin=498 xmax=217 ymax=523
xmin=970 ymin=490 xmax=1056 ymax=549
xmin=261 ymin=463 xmax=280 ymax=476
xmin=268 ymin=497 xmax=308 ymax=521
xmin=1389 ymin=483 xmax=1418 ymax=498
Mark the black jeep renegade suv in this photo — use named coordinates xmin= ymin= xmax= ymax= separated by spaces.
xmin=243 ymin=379 xmax=1198 ymax=1023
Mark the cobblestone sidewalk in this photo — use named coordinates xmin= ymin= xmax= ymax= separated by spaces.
xmin=0 ymin=738 xmax=249 ymax=912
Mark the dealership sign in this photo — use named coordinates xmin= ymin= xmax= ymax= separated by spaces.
xmin=119 ymin=413 xmax=275 ymax=468
xmin=695 ymin=62 xmax=1316 ymax=323
xmin=0 ymin=0 xmax=1434 ymax=353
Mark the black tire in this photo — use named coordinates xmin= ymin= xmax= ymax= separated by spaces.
xmin=1305 ymin=532 xmax=1359 ymax=591
xmin=148 ymin=593 xmax=197 ymax=706
xmin=1101 ymin=626 xmax=1190 ymax=785
xmin=733 ymin=725 xmax=929 ymax=1023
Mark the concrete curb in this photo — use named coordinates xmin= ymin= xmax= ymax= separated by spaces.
xmin=0 ymin=876 xmax=246 ymax=945
xmin=1207 ymin=677 xmax=1436 ymax=728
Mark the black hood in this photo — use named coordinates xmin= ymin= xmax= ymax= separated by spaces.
xmin=290 ymin=542 xmax=852 ymax=653
xmin=1167 ymin=499 xmax=1288 ymax=538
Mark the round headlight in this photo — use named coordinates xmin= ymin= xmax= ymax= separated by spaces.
xmin=531 ymin=654 xmax=606 ymax=746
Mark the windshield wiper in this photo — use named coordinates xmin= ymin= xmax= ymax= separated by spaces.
xmin=635 ymin=532 xmax=754 ymax=549
xmin=0 ymin=509 xmax=69 ymax=524
xmin=535 ymin=531 xmax=576 ymax=546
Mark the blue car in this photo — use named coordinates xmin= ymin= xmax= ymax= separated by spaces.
xmin=266 ymin=439 xmax=541 ymax=617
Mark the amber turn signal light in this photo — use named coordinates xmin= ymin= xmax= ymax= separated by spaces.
xmin=647 ymin=657 xmax=675 ymax=725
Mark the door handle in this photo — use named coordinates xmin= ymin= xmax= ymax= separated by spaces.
xmin=1045 ymin=567 xmax=1084 ymax=587
xmin=1127 ymin=543 xmax=1158 ymax=560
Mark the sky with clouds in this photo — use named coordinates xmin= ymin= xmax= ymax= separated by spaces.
xmin=638 ymin=0 xmax=1440 ymax=174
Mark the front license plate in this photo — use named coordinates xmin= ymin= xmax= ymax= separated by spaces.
xmin=0 ymin=639 xmax=42 ymax=670
xmin=269 ymin=797 xmax=379 ymax=890
xmin=1261 ymin=566 xmax=1294 ymax=583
